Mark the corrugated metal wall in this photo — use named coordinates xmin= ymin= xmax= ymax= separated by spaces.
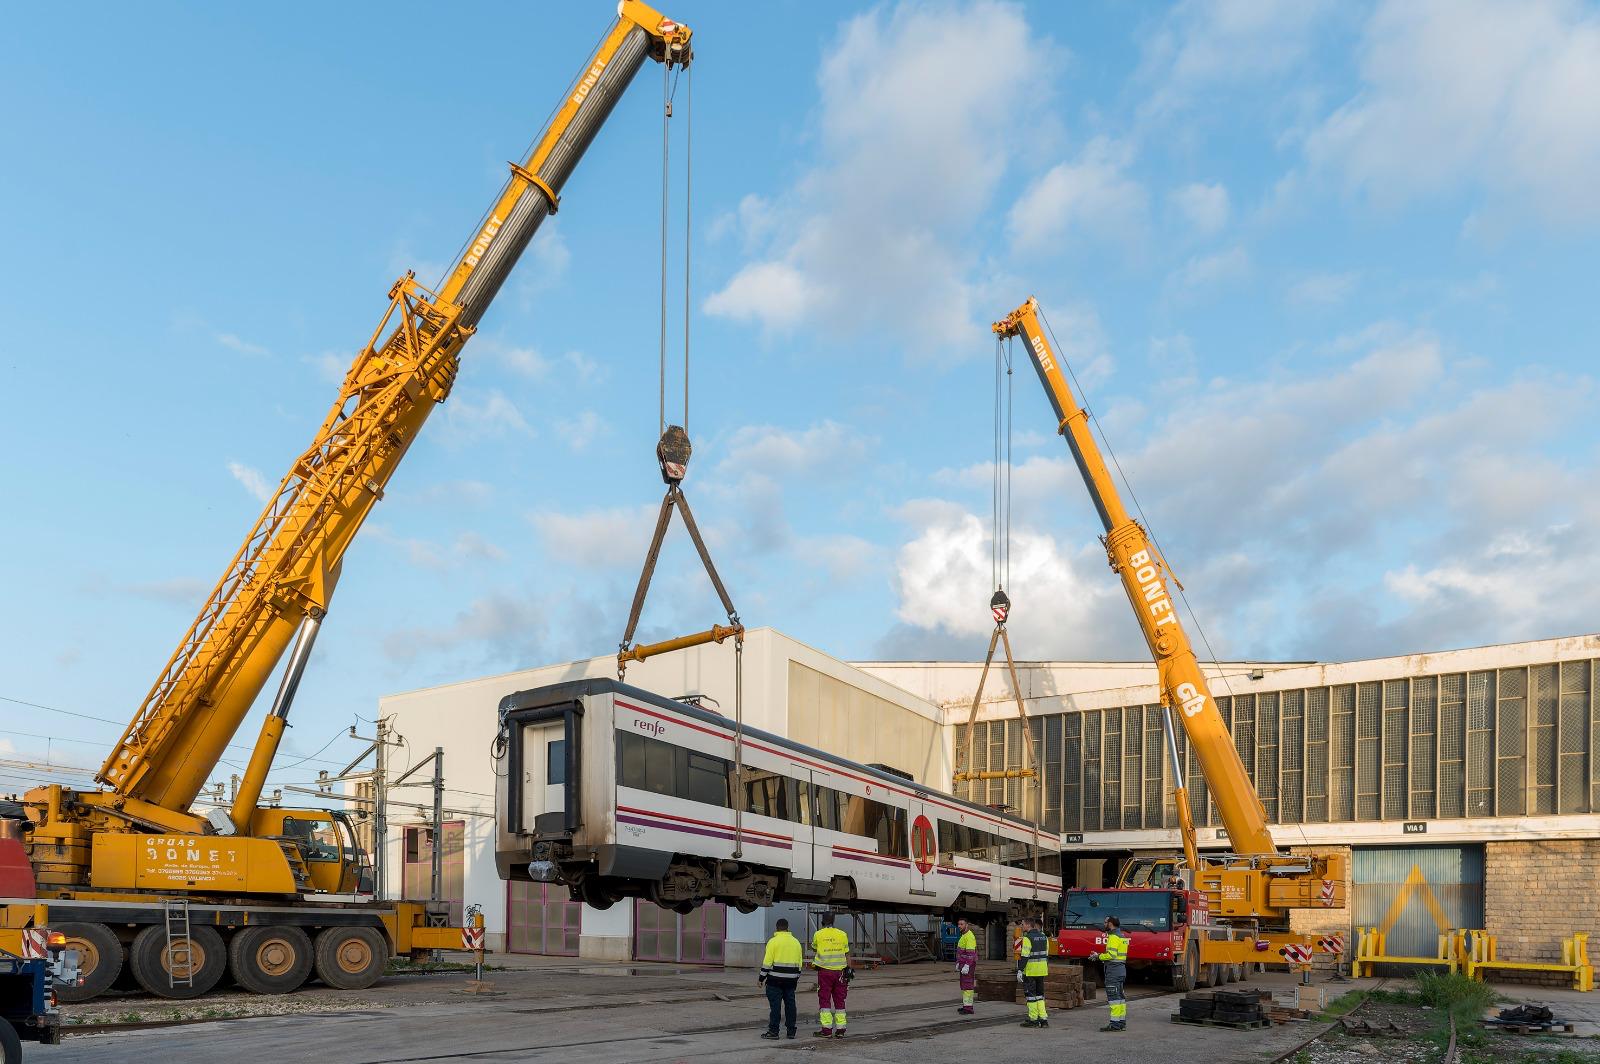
xmin=1352 ymin=846 xmax=1484 ymax=959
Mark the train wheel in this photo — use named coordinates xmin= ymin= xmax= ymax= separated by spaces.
xmin=313 ymin=926 xmax=387 ymax=990
xmin=672 ymin=901 xmax=698 ymax=915
xmin=129 ymin=924 xmax=225 ymax=999
xmin=734 ymin=901 xmax=758 ymax=914
xmin=229 ymin=925 xmax=313 ymax=995
xmin=581 ymin=878 xmax=616 ymax=910
xmin=54 ymin=922 xmax=122 ymax=1003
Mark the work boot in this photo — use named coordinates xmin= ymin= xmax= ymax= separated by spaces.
xmin=1037 ymin=1019 xmax=1049 ymax=1028
xmin=833 ymin=1029 xmax=846 ymax=1038
xmin=1020 ymin=1019 xmax=1040 ymax=1028
xmin=786 ymin=1030 xmax=797 ymax=1040
xmin=813 ymin=1029 xmax=832 ymax=1038
xmin=958 ymin=1006 xmax=975 ymax=1015
xmin=1098 ymin=1024 xmax=1117 ymax=1032
xmin=761 ymin=1031 xmax=779 ymax=1040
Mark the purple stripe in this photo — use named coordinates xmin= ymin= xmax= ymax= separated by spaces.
xmin=834 ymin=850 xmax=908 ymax=870
xmin=937 ymin=867 xmax=991 ymax=882
xmin=617 ymin=814 xmax=791 ymax=850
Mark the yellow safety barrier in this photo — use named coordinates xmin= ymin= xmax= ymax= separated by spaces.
xmin=1351 ymin=926 xmax=1462 ymax=977
xmin=1462 ymin=931 xmax=1594 ymax=992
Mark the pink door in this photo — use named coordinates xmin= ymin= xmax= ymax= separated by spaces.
xmin=633 ymin=899 xmax=726 ymax=963
xmin=507 ymin=881 xmax=581 ymax=956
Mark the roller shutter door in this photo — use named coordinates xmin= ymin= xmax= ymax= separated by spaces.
xmin=1352 ymin=846 xmax=1483 ymax=958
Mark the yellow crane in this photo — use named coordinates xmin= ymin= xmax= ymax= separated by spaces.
xmin=5 ymin=2 xmax=692 ymax=1002
xmin=994 ymin=297 xmax=1346 ymax=982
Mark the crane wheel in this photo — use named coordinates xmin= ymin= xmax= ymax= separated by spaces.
xmin=129 ymin=924 xmax=225 ymax=999
xmin=53 ymin=922 xmax=123 ymax=1003
xmin=229 ymin=925 xmax=313 ymax=995
xmin=313 ymin=926 xmax=388 ymax=990
xmin=1 ymin=1016 xmax=22 ymax=1064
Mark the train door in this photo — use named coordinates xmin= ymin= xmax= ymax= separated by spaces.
xmin=908 ymin=800 xmax=937 ymax=897
xmin=521 ymin=722 xmax=566 ymax=823
xmin=807 ymin=769 xmax=836 ymax=883
xmin=789 ymin=764 xmax=813 ymax=881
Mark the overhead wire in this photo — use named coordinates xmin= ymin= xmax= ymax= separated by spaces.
xmin=1035 ymin=307 xmax=1238 ymax=706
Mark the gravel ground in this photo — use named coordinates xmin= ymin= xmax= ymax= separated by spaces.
xmin=1289 ymin=998 xmax=1600 ymax=1064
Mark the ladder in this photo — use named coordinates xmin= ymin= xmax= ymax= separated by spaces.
xmin=164 ymin=897 xmax=195 ymax=988
xmin=887 ymin=917 xmax=936 ymax=964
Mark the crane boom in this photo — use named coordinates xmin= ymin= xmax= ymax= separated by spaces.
xmin=93 ymin=2 xmax=692 ymax=825
xmin=992 ymin=297 xmax=1277 ymax=856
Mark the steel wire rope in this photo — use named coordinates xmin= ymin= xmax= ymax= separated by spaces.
xmin=1035 ymin=307 xmax=1240 ymax=707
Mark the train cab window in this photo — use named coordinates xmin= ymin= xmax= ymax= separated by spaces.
xmin=686 ymin=751 xmax=731 ymax=808
xmin=547 ymin=740 xmax=566 ymax=786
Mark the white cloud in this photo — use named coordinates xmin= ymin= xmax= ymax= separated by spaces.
xmin=227 ymin=461 xmax=272 ymax=502
xmin=704 ymin=1 xmax=1053 ymax=351
xmin=564 ymin=350 xmax=606 ymax=387
xmin=496 ymin=344 xmax=551 ymax=379
xmin=1169 ymin=181 xmax=1230 ymax=235
xmin=1007 ymin=138 xmax=1148 ymax=254
xmin=1139 ymin=0 xmax=1336 ymax=115
xmin=554 ymin=410 xmax=608 ymax=452
xmin=530 ymin=504 xmax=657 ymax=570
xmin=1169 ymin=246 xmax=1250 ymax=296
xmin=1305 ymin=0 xmax=1600 ymax=223
xmin=711 ymin=421 xmax=876 ymax=553
xmin=216 ymin=332 xmax=269 ymax=357
xmin=444 ymin=389 xmax=532 ymax=438
xmin=381 ymin=593 xmax=546 ymax=665
xmin=305 ymin=351 xmax=348 ymax=386
xmin=1287 ymin=271 xmax=1359 ymax=307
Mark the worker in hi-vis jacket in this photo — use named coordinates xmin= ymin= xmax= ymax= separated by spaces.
xmin=758 ymin=918 xmax=802 ymax=1040
xmin=954 ymin=917 xmax=979 ymax=1014
xmin=811 ymin=912 xmax=851 ymax=1037
xmin=1017 ymin=915 xmax=1050 ymax=1029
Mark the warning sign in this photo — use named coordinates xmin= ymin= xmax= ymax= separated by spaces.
xmin=911 ymin=814 xmax=935 ymax=875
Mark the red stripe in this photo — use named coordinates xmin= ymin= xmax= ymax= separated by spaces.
xmin=617 ymin=699 xmax=1048 ymax=839
xmin=617 ymin=804 xmax=791 ymax=843
xmin=833 ymin=849 xmax=908 ymax=870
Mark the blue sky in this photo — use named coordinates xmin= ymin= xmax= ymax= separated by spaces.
xmin=3 ymin=0 xmax=1597 ymax=798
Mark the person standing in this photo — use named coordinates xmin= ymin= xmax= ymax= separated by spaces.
xmin=955 ymin=917 xmax=979 ymax=1014
xmin=759 ymin=918 xmax=802 ymax=1040
xmin=1017 ymin=915 xmax=1050 ymax=1029
xmin=811 ymin=912 xmax=851 ymax=1038
xmin=1095 ymin=915 xmax=1131 ymax=1032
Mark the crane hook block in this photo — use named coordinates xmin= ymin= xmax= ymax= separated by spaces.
xmin=657 ymin=425 xmax=692 ymax=484
xmin=990 ymin=589 xmax=1011 ymax=625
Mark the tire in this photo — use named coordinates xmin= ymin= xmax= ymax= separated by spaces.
xmin=54 ymin=922 xmax=123 ymax=1003
xmin=1196 ymin=962 xmax=1216 ymax=989
xmin=0 ymin=1019 xmax=22 ymax=1064
xmin=129 ymin=924 xmax=225 ymax=999
xmin=313 ymin=926 xmax=388 ymax=990
xmin=1173 ymin=942 xmax=1199 ymax=992
xmin=580 ymin=878 xmax=616 ymax=910
xmin=229 ymin=926 xmax=313 ymax=995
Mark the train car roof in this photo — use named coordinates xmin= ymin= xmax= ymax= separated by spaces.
xmin=500 ymin=677 xmax=1050 ymax=836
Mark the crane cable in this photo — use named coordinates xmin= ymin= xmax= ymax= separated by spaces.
xmin=619 ymin=63 xmax=748 ymax=863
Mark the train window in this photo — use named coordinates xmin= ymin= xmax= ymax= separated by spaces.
xmin=744 ymin=771 xmax=799 ymax=822
xmin=878 ymin=806 xmax=908 ymax=858
xmin=1000 ymin=841 xmax=1036 ymax=870
xmin=812 ymin=785 xmax=845 ymax=831
xmin=843 ymin=796 xmax=905 ymax=856
xmin=686 ymin=751 xmax=731 ymax=808
xmin=796 ymin=782 xmax=812 ymax=825
xmin=547 ymin=740 xmax=566 ymax=786
xmin=615 ymin=731 xmax=676 ymax=797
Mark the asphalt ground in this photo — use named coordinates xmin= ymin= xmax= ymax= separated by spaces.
xmin=45 ymin=958 xmax=1369 ymax=1064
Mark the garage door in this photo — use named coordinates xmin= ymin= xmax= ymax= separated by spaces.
xmin=507 ymin=881 xmax=581 ymax=956
xmin=1352 ymin=846 xmax=1484 ymax=959
xmin=634 ymin=899 xmax=727 ymax=964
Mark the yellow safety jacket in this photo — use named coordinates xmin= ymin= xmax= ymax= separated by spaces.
xmin=761 ymin=931 xmax=803 ymax=983
xmin=812 ymin=926 xmax=850 ymax=971
xmin=956 ymin=930 xmax=977 ymax=953
xmin=1018 ymin=928 xmax=1049 ymax=977
xmin=1096 ymin=930 xmax=1130 ymax=965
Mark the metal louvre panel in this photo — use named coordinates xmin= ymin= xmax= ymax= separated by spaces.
xmin=1383 ymin=679 xmax=1408 ymax=820
xmin=1005 ymin=718 xmax=1022 ymax=816
xmin=1559 ymin=662 xmax=1590 ymax=813
xmin=1187 ymin=722 xmax=1211 ymax=826
xmin=1082 ymin=710 xmax=1102 ymax=831
xmin=1256 ymin=692 xmax=1279 ymax=822
xmin=1439 ymin=674 xmax=1466 ymax=818
xmin=988 ymin=719 xmax=1005 ymax=807
xmin=456 ymin=28 xmax=651 ymax=324
xmin=1144 ymin=705 xmax=1164 ymax=830
xmin=1410 ymin=676 xmax=1437 ymax=819
xmin=1123 ymin=706 xmax=1142 ymax=831
xmin=1531 ymin=664 xmax=1557 ymax=814
xmin=1043 ymin=716 xmax=1062 ymax=833
xmin=1214 ymin=697 xmax=1231 ymax=825
xmin=1232 ymin=694 xmax=1256 ymax=792
xmin=1282 ymin=690 xmax=1304 ymax=823
xmin=1104 ymin=710 xmax=1122 ymax=829
xmin=1331 ymin=686 xmax=1356 ymax=821
xmin=1467 ymin=671 xmax=1496 ymax=816
xmin=1063 ymin=714 xmax=1083 ymax=832
xmin=1307 ymin=687 xmax=1330 ymax=822
xmin=1357 ymin=682 xmax=1381 ymax=821
xmin=1593 ymin=661 xmax=1600 ymax=813
xmin=1497 ymin=668 xmax=1527 ymax=816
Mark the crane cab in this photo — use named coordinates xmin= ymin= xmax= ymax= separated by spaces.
xmin=249 ymin=807 xmax=369 ymax=895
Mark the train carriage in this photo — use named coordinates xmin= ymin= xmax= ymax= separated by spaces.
xmin=494 ymin=678 xmax=1059 ymax=918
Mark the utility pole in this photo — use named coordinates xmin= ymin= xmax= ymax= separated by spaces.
xmin=339 ymin=716 xmax=403 ymax=899
xmin=430 ymin=747 xmax=444 ymax=904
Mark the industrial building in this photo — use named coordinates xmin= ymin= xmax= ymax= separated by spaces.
xmin=373 ymin=629 xmax=1600 ymax=974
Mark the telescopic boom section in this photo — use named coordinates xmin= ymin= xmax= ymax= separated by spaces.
xmin=992 ymin=297 xmax=1277 ymax=857
xmin=93 ymin=1 xmax=692 ymax=823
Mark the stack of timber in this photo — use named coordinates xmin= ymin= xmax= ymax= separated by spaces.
xmin=975 ymin=962 xmax=1090 ymax=1008
xmin=1173 ymin=989 xmax=1273 ymax=1030
xmin=975 ymin=961 xmax=1019 ymax=1003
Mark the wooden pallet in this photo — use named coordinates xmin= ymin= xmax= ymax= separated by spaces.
xmin=1171 ymin=1014 xmax=1273 ymax=1031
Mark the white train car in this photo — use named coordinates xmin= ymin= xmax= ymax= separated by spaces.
xmin=494 ymin=678 xmax=1059 ymax=918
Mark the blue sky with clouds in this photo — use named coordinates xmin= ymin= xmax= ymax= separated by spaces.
xmin=3 ymin=0 xmax=1597 ymax=795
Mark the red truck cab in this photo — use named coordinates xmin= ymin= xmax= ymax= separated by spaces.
xmin=1057 ymin=886 xmax=1212 ymax=990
